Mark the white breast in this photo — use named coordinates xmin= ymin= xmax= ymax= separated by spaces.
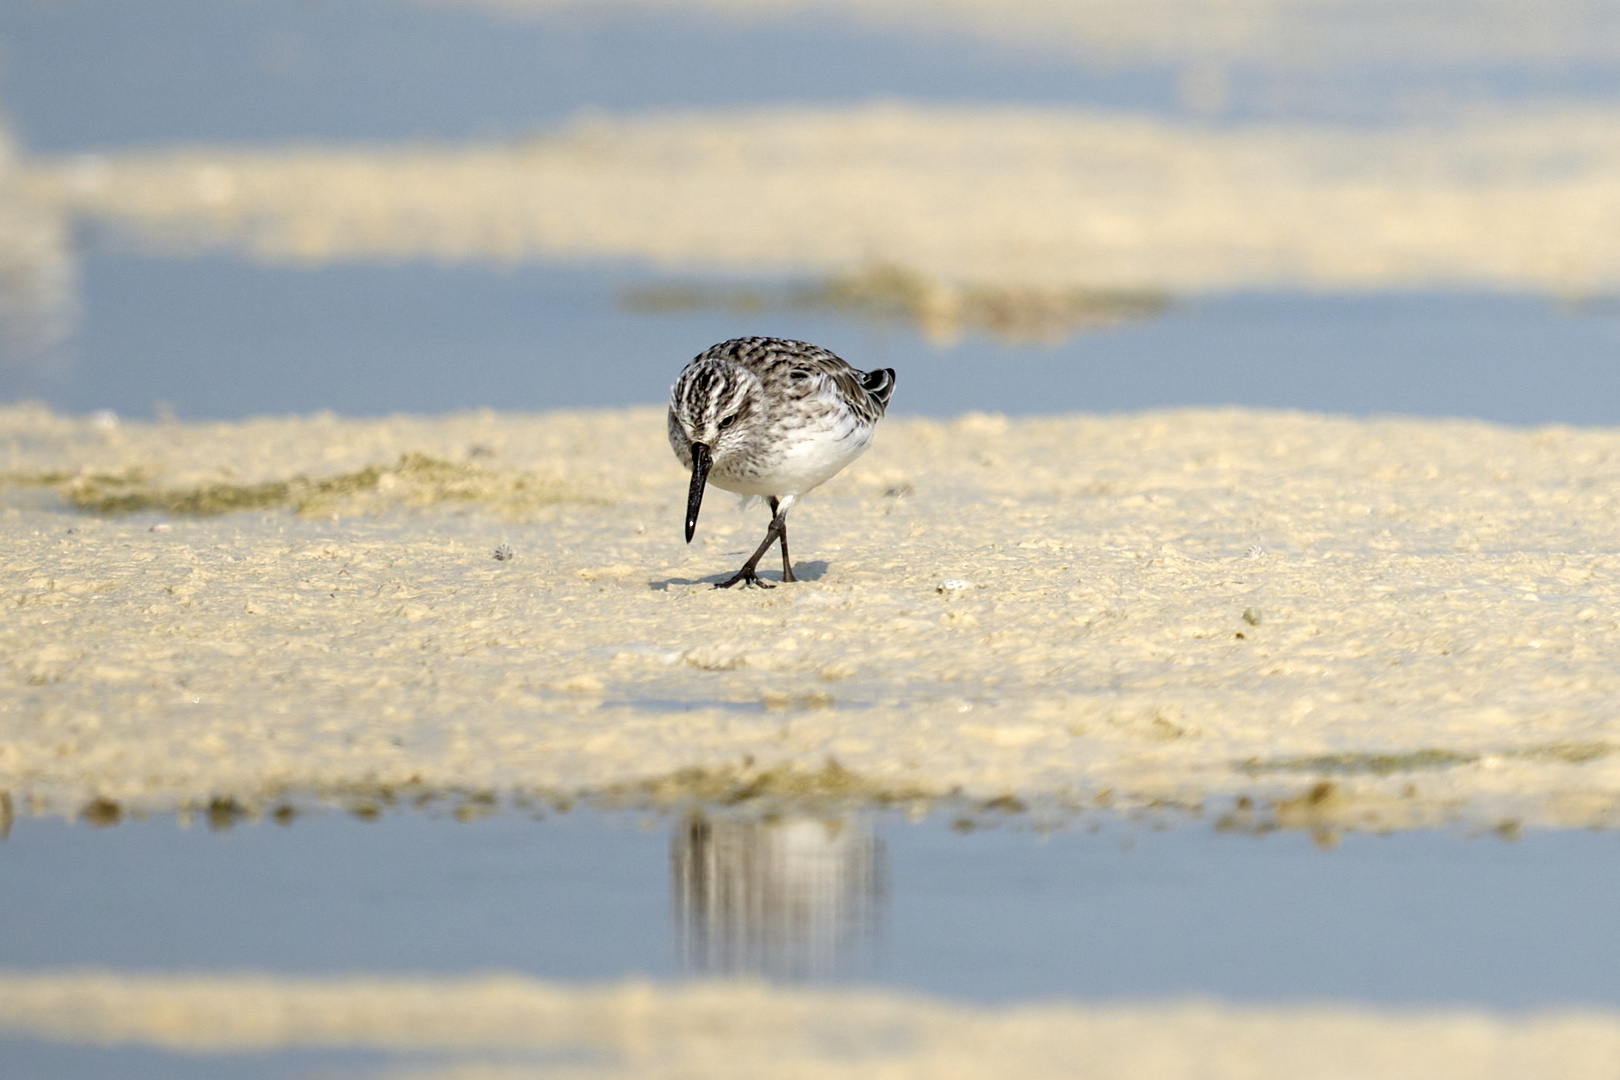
xmin=769 ymin=414 xmax=874 ymax=496
xmin=710 ymin=383 xmax=876 ymax=498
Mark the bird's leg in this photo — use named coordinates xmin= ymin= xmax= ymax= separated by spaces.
xmin=770 ymin=496 xmax=795 ymax=583
xmin=716 ymin=501 xmax=791 ymax=589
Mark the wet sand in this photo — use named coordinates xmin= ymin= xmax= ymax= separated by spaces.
xmin=4 ymin=403 xmax=1620 ymax=831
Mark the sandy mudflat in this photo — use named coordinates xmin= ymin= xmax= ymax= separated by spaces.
xmin=3 ymin=402 xmax=1620 ymax=831
xmin=2 ymin=968 xmax=1619 ymax=1079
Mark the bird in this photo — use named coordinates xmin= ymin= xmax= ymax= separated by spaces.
xmin=668 ymin=337 xmax=895 ymax=588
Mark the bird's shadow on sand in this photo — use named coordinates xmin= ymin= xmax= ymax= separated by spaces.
xmin=649 ymin=560 xmax=829 ymax=590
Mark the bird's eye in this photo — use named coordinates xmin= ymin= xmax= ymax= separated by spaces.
xmin=718 ymin=414 xmax=735 ymax=430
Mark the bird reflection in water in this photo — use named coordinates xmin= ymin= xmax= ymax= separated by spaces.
xmin=671 ymin=814 xmax=887 ymax=979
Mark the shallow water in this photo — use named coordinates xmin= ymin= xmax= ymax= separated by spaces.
xmin=9 ymin=806 xmax=1620 ymax=1078
xmin=5 ymin=809 xmax=1620 ymax=1006
xmin=6 ymin=0 xmax=1620 ymax=153
xmin=6 ymin=2 xmax=1620 ymax=427
xmin=9 ymin=816 xmax=1620 ymax=1075
xmin=7 ymin=252 xmax=1620 ymax=424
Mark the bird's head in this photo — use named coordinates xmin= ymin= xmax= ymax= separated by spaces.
xmin=667 ymin=358 xmax=766 ymax=542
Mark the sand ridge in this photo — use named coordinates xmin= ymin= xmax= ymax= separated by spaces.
xmin=15 ymin=103 xmax=1620 ymax=295
xmin=2 ymin=968 xmax=1619 ymax=1079
xmin=4 ymin=403 xmax=1620 ymax=831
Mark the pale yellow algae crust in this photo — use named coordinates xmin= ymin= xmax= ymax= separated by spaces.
xmin=1 ymin=969 xmax=1619 ymax=1079
xmin=4 ymin=403 xmax=1620 ymax=830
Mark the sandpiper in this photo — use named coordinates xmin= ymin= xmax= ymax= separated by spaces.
xmin=668 ymin=337 xmax=895 ymax=588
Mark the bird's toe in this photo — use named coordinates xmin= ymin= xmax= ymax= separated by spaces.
xmin=715 ymin=569 xmax=774 ymax=589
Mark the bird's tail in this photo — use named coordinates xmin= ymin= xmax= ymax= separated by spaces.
xmin=861 ymin=367 xmax=896 ymax=413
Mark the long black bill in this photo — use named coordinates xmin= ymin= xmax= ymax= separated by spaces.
xmin=684 ymin=442 xmax=712 ymax=543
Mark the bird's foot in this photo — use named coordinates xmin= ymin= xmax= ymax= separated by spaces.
xmin=781 ymin=565 xmax=796 ymax=584
xmin=715 ymin=567 xmax=774 ymax=589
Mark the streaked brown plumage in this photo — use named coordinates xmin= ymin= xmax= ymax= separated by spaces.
xmin=668 ymin=337 xmax=895 ymax=588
